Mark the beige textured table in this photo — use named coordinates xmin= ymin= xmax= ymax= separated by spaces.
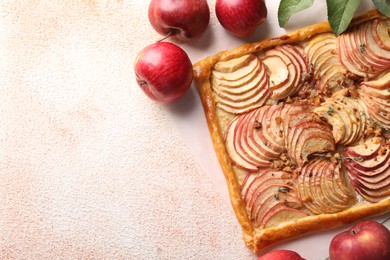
xmin=0 ymin=1 xmax=387 ymax=259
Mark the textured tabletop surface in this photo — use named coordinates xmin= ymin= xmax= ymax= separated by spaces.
xmin=0 ymin=1 xmax=252 ymax=259
xmin=1 ymin=1 xmax=388 ymax=259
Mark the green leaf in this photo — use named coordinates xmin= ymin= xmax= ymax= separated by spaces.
xmin=373 ymin=0 xmax=390 ymax=17
xmin=278 ymin=0 xmax=315 ymax=28
xmin=326 ymin=0 xmax=361 ymax=35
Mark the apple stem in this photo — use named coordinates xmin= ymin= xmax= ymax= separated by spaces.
xmin=157 ymin=31 xmax=173 ymax=42
xmin=138 ymin=80 xmax=148 ymax=87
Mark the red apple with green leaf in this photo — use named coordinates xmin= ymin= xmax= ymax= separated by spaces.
xmin=215 ymin=0 xmax=267 ymax=37
xmin=148 ymin=0 xmax=210 ymax=41
xmin=329 ymin=220 xmax=390 ymax=260
xmin=134 ymin=42 xmax=193 ymax=103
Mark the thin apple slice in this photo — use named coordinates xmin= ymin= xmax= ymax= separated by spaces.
xmin=337 ymin=34 xmax=369 ymax=78
xmin=333 ymin=100 xmax=358 ymax=145
xmin=314 ymin=104 xmax=346 ymax=144
xmin=244 ymin=106 xmax=281 ymax=161
xmin=343 ymin=25 xmax=376 ymax=75
xmin=240 ymin=173 xmax=257 ymax=198
xmin=297 ymin=159 xmax=326 ymax=214
xmin=243 ymin=169 xmax=307 ymax=228
xmin=304 ymin=33 xmax=342 ymax=91
xmin=257 ymin=197 xmax=307 ymax=228
xmin=213 ymin=65 xmax=267 ymax=100
xmin=355 ymin=183 xmax=390 ymax=203
xmin=261 ymin=206 xmax=309 ymax=229
xmin=225 ymin=116 xmax=260 ymax=171
xmin=262 ymin=103 xmax=286 ymax=154
xmin=337 ymin=19 xmax=390 ymax=79
xmin=283 ymin=106 xmax=335 ymax=166
xmin=372 ymin=18 xmax=390 ymax=50
xmin=353 ymin=21 xmax=389 ymax=73
xmin=282 ymin=102 xmax=313 ymax=142
xmin=361 ymin=81 xmax=390 ymax=128
xmin=357 ymin=21 xmax=390 ymax=69
xmin=283 ymin=109 xmax=314 ymax=153
xmin=344 ymin=136 xmax=383 ymax=159
xmin=312 ymin=159 xmax=354 ymax=213
xmin=264 ymin=45 xmax=305 ymax=101
xmin=361 ymin=84 xmax=390 ymax=99
xmin=319 ymin=93 xmax=365 ymax=146
xmin=334 ymin=98 xmax=363 ymax=145
xmin=278 ymin=44 xmax=308 ymax=95
xmin=309 ymin=159 xmax=336 ymax=213
xmin=307 ymin=37 xmax=337 ymax=66
xmin=262 ymin=55 xmax=289 ymax=89
xmin=304 ymin=33 xmax=336 ymax=62
xmin=245 ymin=170 xmax=290 ymax=219
xmin=211 ymin=60 xmax=262 ymax=89
xmin=213 ymin=54 xmax=256 ymax=73
xmin=264 ymin=48 xmax=298 ymax=100
xmin=347 ymin=161 xmax=390 ymax=188
xmin=298 ymin=159 xmax=356 ymax=214
xmin=344 ymin=144 xmax=390 ymax=172
xmin=289 ymin=122 xmax=328 ymax=164
xmin=316 ymin=65 xmax=349 ymax=95
xmin=214 ymin=62 xmax=271 ymax=114
xmin=362 ymin=71 xmax=390 ymax=90
xmin=225 ymin=106 xmax=286 ymax=172
xmin=364 ymin=20 xmax=390 ymax=60
xmin=321 ymin=161 xmax=356 ymax=209
xmin=234 ymin=109 xmax=271 ymax=168
xmin=296 ymin=131 xmax=335 ymax=167
xmin=240 ymin=169 xmax=307 ymax=228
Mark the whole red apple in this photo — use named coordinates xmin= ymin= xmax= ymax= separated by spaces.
xmin=329 ymin=220 xmax=390 ymax=260
xmin=148 ymin=0 xmax=210 ymax=41
xmin=257 ymin=249 xmax=305 ymax=260
xmin=215 ymin=0 xmax=267 ymax=37
xmin=134 ymin=42 xmax=193 ymax=103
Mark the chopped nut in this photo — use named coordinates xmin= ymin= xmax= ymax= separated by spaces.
xmin=254 ymin=120 xmax=262 ymax=129
xmin=372 ymin=136 xmax=382 ymax=144
xmin=379 ymin=147 xmax=387 ymax=156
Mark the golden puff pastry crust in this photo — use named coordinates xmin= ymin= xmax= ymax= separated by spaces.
xmin=193 ymin=9 xmax=390 ymax=254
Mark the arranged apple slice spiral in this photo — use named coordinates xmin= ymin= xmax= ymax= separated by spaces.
xmin=224 ymin=105 xmax=287 ymax=172
xmin=211 ymin=54 xmax=271 ymax=114
xmin=282 ymin=102 xmax=335 ymax=167
xmin=360 ymin=72 xmax=390 ymax=129
xmin=193 ymin=10 xmax=390 ymax=253
xmin=314 ymin=89 xmax=368 ymax=145
xmin=241 ymin=169 xmax=309 ymax=228
xmin=337 ymin=19 xmax=390 ymax=79
xmin=304 ymin=33 xmax=352 ymax=96
xmin=344 ymin=137 xmax=390 ymax=203
xmin=262 ymin=44 xmax=309 ymax=101
xmin=296 ymin=159 xmax=357 ymax=214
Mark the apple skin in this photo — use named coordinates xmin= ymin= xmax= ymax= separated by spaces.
xmin=134 ymin=42 xmax=193 ymax=103
xmin=215 ymin=0 xmax=267 ymax=37
xmin=257 ymin=250 xmax=305 ymax=260
xmin=148 ymin=0 xmax=210 ymax=41
xmin=329 ymin=220 xmax=390 ymax=260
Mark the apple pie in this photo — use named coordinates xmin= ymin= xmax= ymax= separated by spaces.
xmin=193 ymin=9 xmax=390 ymax=254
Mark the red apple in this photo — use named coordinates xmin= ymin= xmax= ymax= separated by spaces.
xmin=215 ymin=0 xmax=267 ymax=37
xmin=329 ymin=220 xmax=390 ymax=260
xmin=258 ymin=249 xmax=305 ymax=260
xmin=148 ymin=0 xmax=210 ymax=41
xmin=134 ymin=42 xmax=193 ymax=103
